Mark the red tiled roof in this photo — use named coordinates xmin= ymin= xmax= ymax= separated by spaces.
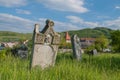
xmin=80 ymin=38 xmax=95 ymax=41
xmin=65 ymin=32 xmax=71 ymax=40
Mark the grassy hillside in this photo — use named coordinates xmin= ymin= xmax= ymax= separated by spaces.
xmin=61 ymin=27 xmax=113 ymax=38
xmin=0 ymin=27 xmax=113 ymax=42
xmin=0 ymin=31 xmax=32 ymax=42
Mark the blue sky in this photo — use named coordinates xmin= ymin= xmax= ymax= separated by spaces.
xmin=0 ymin=0 xmax=120 ymax=33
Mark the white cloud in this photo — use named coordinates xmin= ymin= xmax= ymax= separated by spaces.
xmin=36 ymin=0 xmax=88 ymax=13
xmin=0 ymin=13 xmax=79 ymax=32
xmin=66 ymin=15 xmax=83 ymax=23
xmin=38 ymin=18 xmax=80 ymax=32
xmin=0 ymin=13 xmax=119 ymax=33
xmin=0 ymin=13 xmax=35 ymax=32
xmin=115 ymin=6 xmax=120 ymax=9
xmin=97 ymin=16 xmax=110 ymax=19
xmin=0 ymin=0 xmax=27 ymax=7
xmin=66 ymin=15 xmax=99 ymax=28
xmin=103 ymin=17 xmax=120 ymax=30
xmin=66 ymin=15 xmax=120 ymax=30
xmin=16 ymin=9 xmax=31 ymax=15
xmin=54 ymin=21 xmax=80 ymax=31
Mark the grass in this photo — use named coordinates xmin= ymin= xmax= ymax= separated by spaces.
xmin=0 ymin=53 xmax=120 ymax=80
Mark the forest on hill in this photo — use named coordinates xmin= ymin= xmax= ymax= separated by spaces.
xmin=61 ymin=27 xmax=113 ymax=38
xmin=0 ymin=27 xmax=113 ymax=42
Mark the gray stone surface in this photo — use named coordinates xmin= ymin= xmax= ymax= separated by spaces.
xmin=93 ymin=49 xmax=97 ymax=55
xmin=90 ymin=49 xmax=97 ymax=55
xmin=17 ymin=50 xmax=28 ymax=59
xmin=12 ymin=44 xmax=28 ymax=59
xmin=31 ymin=19 xmax=60 ymax=69
xmin=71 ymin=35 xmax=82 ymax=60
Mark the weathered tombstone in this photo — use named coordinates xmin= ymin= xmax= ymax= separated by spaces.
xmin=17 ymin=44 xmax=28 ymax=59
xmin=71 ymin=34 xmax=82 ymax=60
xmin=93 ymin=49 xmax=97 ymax=55
xmin=30 ymin=19 xmax=60 ymax=69
xmin=91 ymin=49 xmax=97 ymax=55
xmin=12 ymin=44 xmax=28 ymax=59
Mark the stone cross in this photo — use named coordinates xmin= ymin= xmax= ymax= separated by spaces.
xmin=30 ymin=19 xmax=60 ymax=69
xmin=71 ymin=34 xmax=82 ymax=60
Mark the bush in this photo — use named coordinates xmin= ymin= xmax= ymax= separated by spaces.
xmin=0 ymin=49 xmax=6 ymax=59
xmin=0 ymin=48 xmax=12 ymax=59
xmin=85 ymin=44 xmax=95 ymax=54
xmin=111 ymin=30 xmax=120 ymax=52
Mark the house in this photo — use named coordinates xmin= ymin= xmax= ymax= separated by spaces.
xmin=80 ymin=38 xmax=95 ymax=49
xmin=0 ymin=42 xmax=19 ymax=48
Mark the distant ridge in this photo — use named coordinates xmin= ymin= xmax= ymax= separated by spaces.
xmin=61 ymin=27 xmax=113 ymax=38
xmin=0 ymin=27 xmax=113 ymax=42
xmin=0 ymin=31 xmax=32 ymax=42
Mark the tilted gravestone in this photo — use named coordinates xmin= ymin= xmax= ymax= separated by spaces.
xmin=71 ymin=34 xmax=82 ymax=60
xmin=30 ymin=19 xmax=60 ymax=69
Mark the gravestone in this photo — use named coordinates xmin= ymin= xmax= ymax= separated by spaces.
xmin=11 ymin=44 xmax=28 ymax=59
xmin=71 ymin=34 xmax=82 ymax=60
xmin=17 ymin=44 xmax=28 ymax=59
xmin=89 ymin=49 xmax=97 ymax=55
xmin=30 ymin=19 xmax=60 ymax=69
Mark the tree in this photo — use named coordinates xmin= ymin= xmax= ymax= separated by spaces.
xmin=59 ymin=37 xmax=71 ymax=49
xmin=94 ymin=35 xmax=109 ymax=51
xmin=111 ymin=30 xmax=120 ymax=52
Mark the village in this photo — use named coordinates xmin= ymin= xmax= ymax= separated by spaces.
xmin=0 ymin=29 xmax=111 ymax=59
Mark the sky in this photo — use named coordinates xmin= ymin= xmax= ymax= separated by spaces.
xmin=0 ymin=0 xmax=120 ymax=33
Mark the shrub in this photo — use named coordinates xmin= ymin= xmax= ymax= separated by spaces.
xmin=0 ymin=48 xmax=12 ymax=59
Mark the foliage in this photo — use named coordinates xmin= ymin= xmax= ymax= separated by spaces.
xmin=111 ymin=30 xmax=120 ymax=52
xmin=0 ymin=50 xmax=6 ymax=59
xmin=0 ymin=53 xmax=120 ymax=80
xmin=85 ymin=35 xmax=109 ymax=52
xmin=85 ymin=44 xmax=95 ymax=53
xmin=59 ymin=37 xmax=71 ymax=49
xmin=0 ymin=48 xmax=12 ymax=59
xmin=27 ymin=39 xmax=33 ymax=49
xmin=94 ymin=27 xmax=112 ymax=38
xmin=94 ymin=35 xmax=109 ymax=51
xmin=61 ymin=27 xmax=112 ymax=38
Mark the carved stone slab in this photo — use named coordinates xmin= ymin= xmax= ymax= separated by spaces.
xmin=30 ymin=20 xmax=60 ymax=69
xmin=71 ymin=34 xmax=82 ymax=60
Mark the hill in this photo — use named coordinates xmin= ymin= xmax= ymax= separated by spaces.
xmin=61 ymin=27 xmax=113 ymax=38
xmin=0 ymin=27 xmax=113 ymax=42
xmin=0 ymin=31 xmax=32 ymax=42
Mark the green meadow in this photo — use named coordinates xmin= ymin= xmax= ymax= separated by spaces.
xmin=0 ymin=53 xmax=120 ymax=80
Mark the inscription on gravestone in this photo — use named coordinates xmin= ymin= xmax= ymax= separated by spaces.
xmin=30 ymin=19 xmax=60 ymax=69
xmin=71 ymin=34 xmax=82 ymax=60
